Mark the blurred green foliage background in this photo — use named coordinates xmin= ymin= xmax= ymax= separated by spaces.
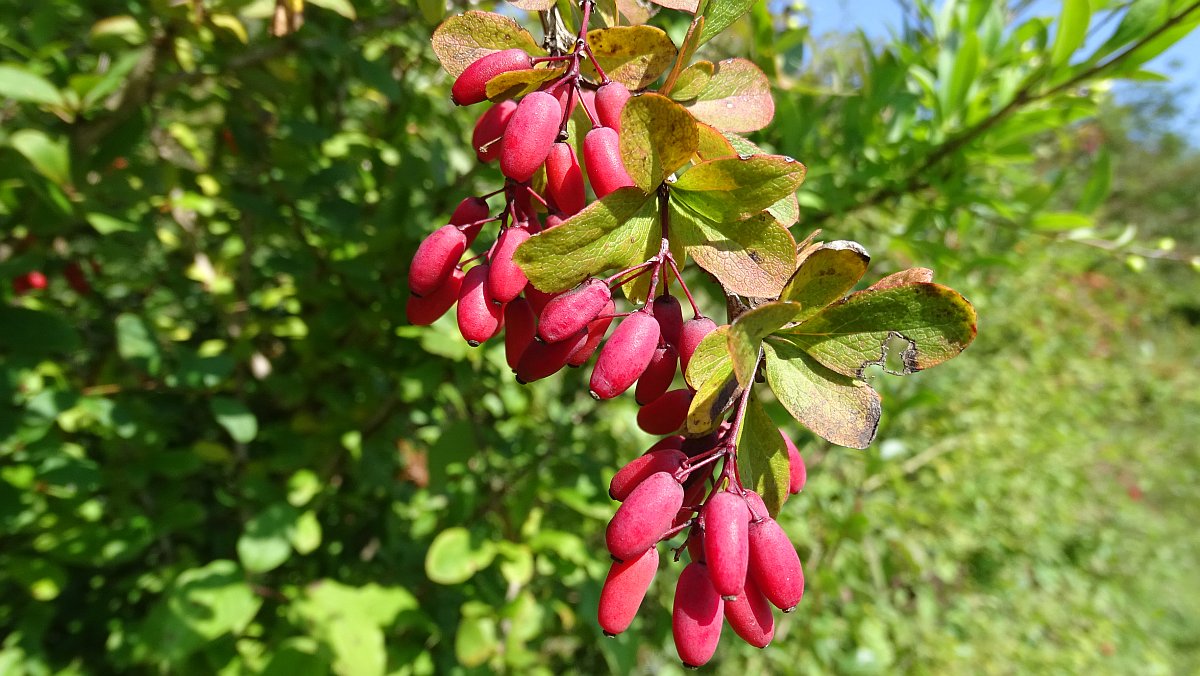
xmin=1 ymin=0 xmax=1198 ymax=673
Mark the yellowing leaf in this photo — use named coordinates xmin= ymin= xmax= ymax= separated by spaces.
xmin=764 ymin=341 xmax=881 ymax=450
xmin=619 ymin=93 xmax=698 ymax=191
xmin=737 ymin=395 xmax=790 ymax=515
xmin=584 ymin=26 xmax=678 ymax=90
xmin=684 ymin=58 xmax=774 ymax=132
xmin=780 ymin=241 xmax=871 ymax=322
xmin=671 ymin=206 xmax=797 ymax=299
xmin=431 ymin=11 xmax=544 ymax=79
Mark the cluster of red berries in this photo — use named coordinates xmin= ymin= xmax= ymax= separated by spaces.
xmin=413 ymin=10 xmax=815 ymax=666
xmin=600 ymin=425 xmax=807 ymax=666
xmin=10 ymin=262 xmax=93 ymax=296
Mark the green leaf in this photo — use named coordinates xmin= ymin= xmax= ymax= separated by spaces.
xmin=513 ymin=187 xmax=653 ymax=293
xmin=1078 ymin=147 xmax=1112 ymax=214
xmin=584 ymin=26 xmax=678 ymax=90
xmin=115 ymin=313 xmax=161 ymax=374
xmin=727 ymin=301 xmax=803 ymax=386
xmin=1052 ymin=0 xmax=1091 ymax=66
xmin=86 ymin=212 xmax=139 ymax=234
xmin=426 ymin=527 xmax=497 ymax=585
xmin=0 ymin=64 xmax=64 ymax=106
xmin=698 ymin=0 xmax=755 ymax=46
xmin=763 ymin=341 xmax=881 ymax=450
xmin=780 ymin=241 xmax=871 ymax=322
xmin=0 ymin=307 xmax=81 ymax=355
xmin=9 ymin=130 xmax=71 ymax=186
xmin=1032 ymin=211 xmax=1094 ymax=231
xmin=695 ymin=121 xmax=737 ymax=161
xmin=619 ymin=93 xmax=698 ymax=191
xmin=672 ymin=154 xmax=807 ymax=222
xmin=942 ymin=32 xmax=979 ymax=117
xmin=211 ymin=397 xmax=258 ymax=444
xmin=736 ymin=395 xmax=790 ymax=516
xmin=683 ymin=58 xmax=775 ymax=132
xmin=431 ymin=11 xmax=544 ymax=79
xmin=721 ymin=132 xmax=800 ymax=226
xmin=238 ymin=503 xmax=297 ymax=573
xmin=777 ymin=283 xmax=978 ymax=379
xmin=671 ymin=205 xmax=798 ymax=298
xmin=686 ymin=358 xmax=742 ymax=434
xmin=670 ymin=60 xmax=714 ymax=100
xmin=139 ymin=560 xmax=262 ymax=661
xmin=307 ymin=0 xmax=357 ymax=20
xmin=685 ymin=325 xmax=733 ymax=389
xmin=455 ymin=610 xmax=499 ymax=667
xmin=327 ymin=619 xmax=385 ymax=676
xmin=289 ymin=510 xmax=322 ymax=555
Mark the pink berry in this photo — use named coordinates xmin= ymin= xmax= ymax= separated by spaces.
xmin=457 ymin=264 xmax=504 ymax=346
xmin=500 ymin=91 xmax=562 ymax=183
xmin=566 ymin=299 xmax=616 ymax=367
xmin=538 ymin=277 xmax=611 ymax=343
xmin=782 ymin=431 xmax=806 ymax=494
xmin=451 ymin=49 xmax=533 ymax=106
xmin=609 ymin=449 xmax=687 ymax=502
xmin=678 ymin=316 xmax=718 ymax=375
xmin=409 ymin=225 xmax=466 ymax=297
xmin=515 ymin=332 xmax=586 ymax=384
xmin=523 ymin=284 xmax=559 ymax=314
xmin=504 ymin=296 xmax=537 ymax=370
xmin=406 ymin=267 xmax=464 ymax=326
xmin=747 ymin=517 xmax=804 ymax=612
xmin=723 ymin=574 xmax=775 ymax=649
xmin=472 ymin=100 xmax=517 ymax=163
xmin=651 ymin=294 xmax=684 ymax=348
xmin=596 ymin=81 xmax=631 ymax=131
xmin=606 ymin=471 xmax=683 ymax=561
xmin=598 ymin=547 xmax=659 ymax=636
xmin=636 ymin=388 xmax=693 ymax=436
xmin=449 ymin=196 xmax=491 ymax=246
xmin=583 ymin=126 xmax=635 ymax=199
xmin=545 ymin=142 xmax=586 ymax=216
xmin=703 ymin=490 xmax=751 ymax=599
xmin=635 ymin=344 xmax=678 ymax=405
xmin=487 ymin=226 xmax=532 ymax=304
xmin=590 ymin=310 xmax=660 ymax=400
xmin=644 ymin=435 xmax=684 ymax=455
xmin=672 ymin=561 xmax=724 ymax=668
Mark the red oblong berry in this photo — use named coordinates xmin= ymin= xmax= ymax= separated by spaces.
xmin=545 ymin=212 xmax=566 ymax=229
xmin=472 ymin=100 xmax=517 ymax=163
xmin=651 ymin=294 xmax=684 ymax=348
xmin=596 ymin=81 xmax=631 ymax=131
xmin=597 ymin=547 xmax=659 ymax=637
xmin=610 ymin=449 xmax=688 ymax=502
xmin=782 ymin=431 xmax=806 ymax=494
xmin=747 ymin=517 xmax=804 ymax=612
xmin=703 ymin=490 xmax=751 ymax=599
xmin=590 ymin=310 xmax=660 ymax=400
xmin=674 ymin=476 xmax=710 ymax=529
xmin=487 ymin=226 xmax=531 ymax=304
xmin=500 ymin=91 xmax=562 ymax=183
xmin=606 ymin=471 xmax=684 ymax=562
xmin=583 ymin=126 xmax=635 ymax=199
xmin=543 ymin=77 xmax=579 ymax=121
xmin=724 ymin=574 xmax=775 ymax=649
xmin=672 ymin=561 xmax=724 ymax=669
xmin=635 ymin=344 xmax=678 ymax=406
xmin=515 ymin=332 xmax=586 ymax=384
xmin=566 ymin=299 xmax=615 ymax=367
xmin=545 ymin=142 xmax=586 ymax=216
xmin=457 ymin=264 xmax=504 ymax=346
xmin=678 ymin=315 xmax=718 ymax=376
xmin=636 ymin=388 xmax=693 ymax=436
xmin=406 ymin=267 xmax=464 ymax=326
xmin=451 ymin=49 xmax=533 ymax=106
xmin=450 ymin=196 xmax=491 ymax=245
xmin=64 ymin=262 xmax=90 ymax=295
xmin=523 ymin=283 xmax=560 ymax=314
xmin=538 ymin=278 xmax=611 ymax=343
xmin=504 ymin=296 xmax=537 ymax=370
xmin=686 ymin=530 xmax=705 ymax=563
xmin=743 ymin=489 xmax=769 ymax=521
xmin=409 ymin=225 xmax=466 ymax=297
xmin=680 ymin=431 xmax=720 ymax=458
xmin=644 ymin=435 xmax=684 ymax=455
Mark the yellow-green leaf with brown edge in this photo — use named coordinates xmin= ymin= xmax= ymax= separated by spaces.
xmin=486 ymin=66 xmax=565 ymax=102
xmin=763 ymin=340 xmax=881 ymax=450
xmin=670 ymin=60 xmax=714 ymax=100
xmin=432 ymin=11 xmax=544 ymax=79
xmin=670 ymin=204 xmax=797 ymax=298
xmin=686 ymin=356 xmax=741 ymax=435
xmin=619 ymin=93 xmax=698 ymax=192
xmin=780 ymin=241 xmax=871 ymax=323
xmin=583 ymin=26 xmax=678 ymax=90
xmin=727 ymin=301 xmax=803 ymax=387
xmin=685 ymin=325 xmax=732 ymax=390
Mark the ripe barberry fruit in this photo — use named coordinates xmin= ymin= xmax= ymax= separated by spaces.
xmin=545 ymin=142 xmax=586 ymax=216
xmin=742 ymin=489 xmax=769 ymax=520
xmin=674 ymin=476 xmax=711 ymax=529
xmin=596 ymin=81 xmax=631 ymax=131
xmin=544 ymin=77 xmax=579 ymax=121
xmin=644 ymin=435 xmax=684 ymax=454
xmin=747 ymin=517 xmax=804 ymax=612
xmin=583 ymin=126 xmax=635 ymax=198
xmin=515 ymin=332 xmax=586 ymax=383
xmin=487 ymin=226 xmax=532 ymax=304
xmin=538 ymin=277 xmax=611 ymax=343
xmin=606 ymin=471 xmax=683 ymax=561
xmin=523 ymin=283 xmax=560 ymax=314
xmin=500 ymin=91 xmax=563 ymax=183
xmin=545 ymin=212 xmax=566 ymax=229
xmin=635 ymin=344 xmax=678 ymax=405
xmin=457 ymin=264 xmax=504 ymax=346
xmin=64 ymin=262 xmax=91 ymax=295
xmin=651 ymin=294 xmax=684 ymax=348
xmin=449 ymin=196 xmax=491 ymax=245
xmin=409 ymin=225 xmax=467 ymax=297
xmin=723 ymin=575 xmax=775 ymax=649
xmin=504 ymin=297 xmax=537 ymax=370
xmin=672 ymin=561 xmax=724 ymax=668
xmin=12 ymin=271 xmax=48 ymax=295
xmin=610 ymin=448 xmax=688 ymax=501
xmin=597 ymin=547 xmax=659 ymax=636
xmin=472 ymin=100 xmax=518 ymax=163
xmin=678 ymin=315 xmax=718 ymax=375
xmin=636 ymin=388 xmax=693 ymax=435
xmin=566 ymin=299 xmax=616 ymax=366
xmin=590 ymin=310 xmax=660 ymax=400
xmin=406 ymin=267 xmax=464 ymax=326
xmin=703 ymin=490 xmax=751 ymax=599
xmin=782 ymin=431 xmax=806 ymax=494
xmin=451 ymin=48 xmax=533 ymax=106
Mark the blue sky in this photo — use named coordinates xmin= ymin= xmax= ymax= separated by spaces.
xmin=804 ymin=0 xmax=1200 ymax=142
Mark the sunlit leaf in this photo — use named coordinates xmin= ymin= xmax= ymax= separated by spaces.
xmin=584 ymin=26 xmax=678 ymax=90
xmin=763 ymin=341 xmax=881 ymax=449
xmin=431 ymin=11 xmax=544 ymax=79
xmin=684 ymin=58 xmax=774 ymax=132
xmin=736 ymin=395 xmax=790 ymax=515
xmin=619 ymin=93 xmax=698 ymax=191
